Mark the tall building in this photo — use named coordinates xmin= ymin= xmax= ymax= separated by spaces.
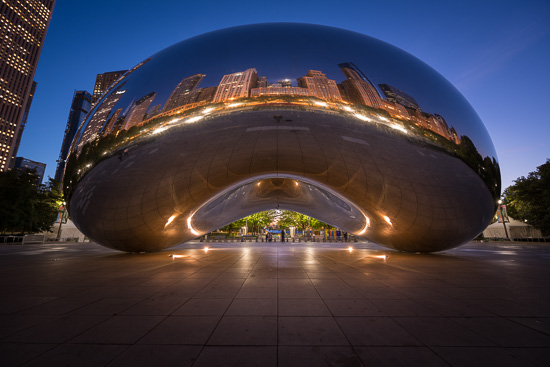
xmin=213 ymin=68 xmax=258 ymax=103
xmin=378 ymin=84 xmax=421 ymax=110
xmin=163 ymin=74 xmax=205 ymax=111
xmin=12 ymin=157 xmax=46 ymax=185
xmin=10 ymin=81 xmax=37 ymax=165
xmin=123 ymin=91 xmax=156 ymax=130
xmin=297 ymin=70 xmax=341 ymax=101
xmin=0 ymin=0 xmax=56 ymax=171
xmin=92 ymin=70 xmax=127 ymax=104
xmin=54 ymin=90 xmax=92 ymax=183
xmin=338 ymin=63 xmax=382 ymax=109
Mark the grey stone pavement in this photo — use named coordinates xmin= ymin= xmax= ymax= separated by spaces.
xmin=1 ymin=240 xmax=549 ymax=366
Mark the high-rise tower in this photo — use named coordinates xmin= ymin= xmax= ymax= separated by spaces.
xmin=92 ymin=70 xmax=127 ymax=104
xmin=0 ymin=0 xmax=56 ymax=171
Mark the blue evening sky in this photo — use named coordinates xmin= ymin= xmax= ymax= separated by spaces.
xmin=19 ymin=0 xmax=550 ymax=191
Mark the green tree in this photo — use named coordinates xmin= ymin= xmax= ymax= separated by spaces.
xmin=0 ymin=171 xmax=62 ymax=234
xmin=502 ymin=159 xmax=550 ymax=236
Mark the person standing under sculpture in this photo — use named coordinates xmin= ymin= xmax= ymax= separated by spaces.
xmin=281 ymin=229 xmax=285 ymax=243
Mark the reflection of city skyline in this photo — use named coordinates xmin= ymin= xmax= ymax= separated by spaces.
xmin=86 ymin=61 xmax=462 ymax=146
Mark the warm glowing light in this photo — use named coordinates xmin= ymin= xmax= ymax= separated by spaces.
xmin=86 ymin=163 xmax=92 ymax=168
xmin=187 ymin=215 xmax=199 ymax=236
xmin=383 ymin=216 xmax=392 ymax=225
xmin=202 ymin=107 xmax=214 ymax=114
xmin=373 ymin=255 xmax=388 ymax=259
xmin=353 ymin=113 xmax=372 ymax=122
xmin=390 ymin=124 xmax=408 ymax=134
xmin=377 ymin=115 xmax=389 ymax=122
xmin=185 ymin=116 xmax=204 ymax=123
xmin=348 ymin=246 xmax=353 ymax=252
xmin=164 ymin=215 xmax=177 ymax=228
xmin=358 ymin=215 xmax=370 ymax=235
xmin=168 ymin=118 xmax=180 ymax=124
xmin=153 ymin=126 xmax=169 ymax=134
xmin=171 ymin=254 xmax=185 ymax=259
xmin=343 ymin=106 xmax=353 ymax=112
xmin=203 ymin=247 xmax=209 ymax=252
xmin=313 ymin=101 xmax=328 ymax=107
xmin=295 ymin=181 xmax=299 ymax=186
xmin=228 ymin=102 xmax=243 ymax=108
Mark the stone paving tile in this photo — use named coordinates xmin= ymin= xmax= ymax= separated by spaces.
xmin=108 ymin=345 xmax=202 ymax=366
xmin=278 ymin=346 xmax=363 ymax=366
xmin=278 ymin=298 xmax=332 ymax=316
xmin=278 ymin=316 xmax=349 ymax=346
xmin=193 ymin=346 xmax=277 ymax=367
xmin=354 ymin=346 xmax=448 ymax=366
xmin=5 ymin=314 xmax=109 ymax=343
xmin=172 ymin=298 xmax=232 ymax=315
xmin=394 ymin=317 xmax=495 ymax=346
xmin=323 ymin=299 xmax=385 ymax=317
xmin=120 ymin=296 xmax=188 ymax=315
xmin=71 ymin=315 xmax=165 ymax=344
xmin=208 ymin=315 xmax=277 ymax=345
xmin=138 ymin=315 xmax=220 ymax=345
xmin=452 ymin=317 xmax=550 ymax=347
xmin=225 ymin=298 xmax=278 ymax=315
xmin=431 ymin=346 xmax=535 ymax=366
xmin=369 ymin=299 xmax=441 ymax=317
xmin=336 ymin=317 xmax=422 ymax=346
xmin=0 ymin=343 xmax=56 ymax=367
xmin=0 ymin=314 xmax=56 ymax=338
xmin=24 ymin=344 xmax=126 ymax=367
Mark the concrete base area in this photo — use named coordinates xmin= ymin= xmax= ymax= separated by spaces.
xmin=1 ymin=241 xmax=549 ymax=366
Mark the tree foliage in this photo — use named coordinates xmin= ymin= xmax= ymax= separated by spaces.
xmin=502 ymin=159 xmax=550 ymax=236
xmin=0 ymin=171 xmax=62 ymax=234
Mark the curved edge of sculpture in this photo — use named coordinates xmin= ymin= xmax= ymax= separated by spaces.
xmin=64 ymin=23 xmax=500 ymax=253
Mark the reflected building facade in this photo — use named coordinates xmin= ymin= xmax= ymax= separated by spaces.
xmin=55 ymin=90 xmax=92 ymax=183
xmin=92 ymin=70 xmax=127 ymax=104
xmin=65 ymin=23 xmax=500 ymax=253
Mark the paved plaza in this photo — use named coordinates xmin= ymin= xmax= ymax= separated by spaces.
xmin=1 ymin=240 xmax=549 ymax=366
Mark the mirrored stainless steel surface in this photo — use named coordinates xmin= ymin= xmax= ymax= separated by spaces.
xmin=65 ymin=23 xmax=500 ymax=252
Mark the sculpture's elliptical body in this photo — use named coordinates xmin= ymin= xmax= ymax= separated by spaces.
xmin=65 ymin=23 xmax=500 ymax=252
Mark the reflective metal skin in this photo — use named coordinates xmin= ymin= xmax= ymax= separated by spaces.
xmin=65 ymin=23 xmax=500 ymax=253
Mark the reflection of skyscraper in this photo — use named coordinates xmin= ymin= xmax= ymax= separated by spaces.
xmin=55 ymin=90 xmax=92 ymax=182
xmin=124 ymin=92 xmax=157 ymax=130
xmin=213 ymin=68 xmax=258 ymax=102
xmin=79 ymin=88 xmax=126 ymax=149
xmin=195 ymin=86 xmax=217 ymax=103
xmin=297 ymin=70 xmax=341 ymax=101
xmin=251 ymin=86 xmax=309 ymax=97
xmin=338 ymin=63 xmax=381 ymax=108
xmin=0 ymin=0 xmax=55 ymax=171
xmin=92 ymin=70 xmax=127 ymax=104
xmin=163 ymin=74 xmax=205 ymax=111
xmin=378 ymin=84 xmax=421 ymax=110
xmin=258 ymin=76 xmax=268 ymax=88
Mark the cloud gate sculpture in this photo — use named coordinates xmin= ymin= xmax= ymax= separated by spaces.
xmin=65 ymin=23 xmax=500 ymax=253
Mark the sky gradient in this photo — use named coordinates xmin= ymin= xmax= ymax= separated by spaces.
xmin=18 ymin=0 xmax=550 ymax=191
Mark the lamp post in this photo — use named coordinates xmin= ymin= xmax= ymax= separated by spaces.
xmin=56 ymin=202 xmax=66 ymax=241
xmin=498 ymin=200 xmax=510 ymax=240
